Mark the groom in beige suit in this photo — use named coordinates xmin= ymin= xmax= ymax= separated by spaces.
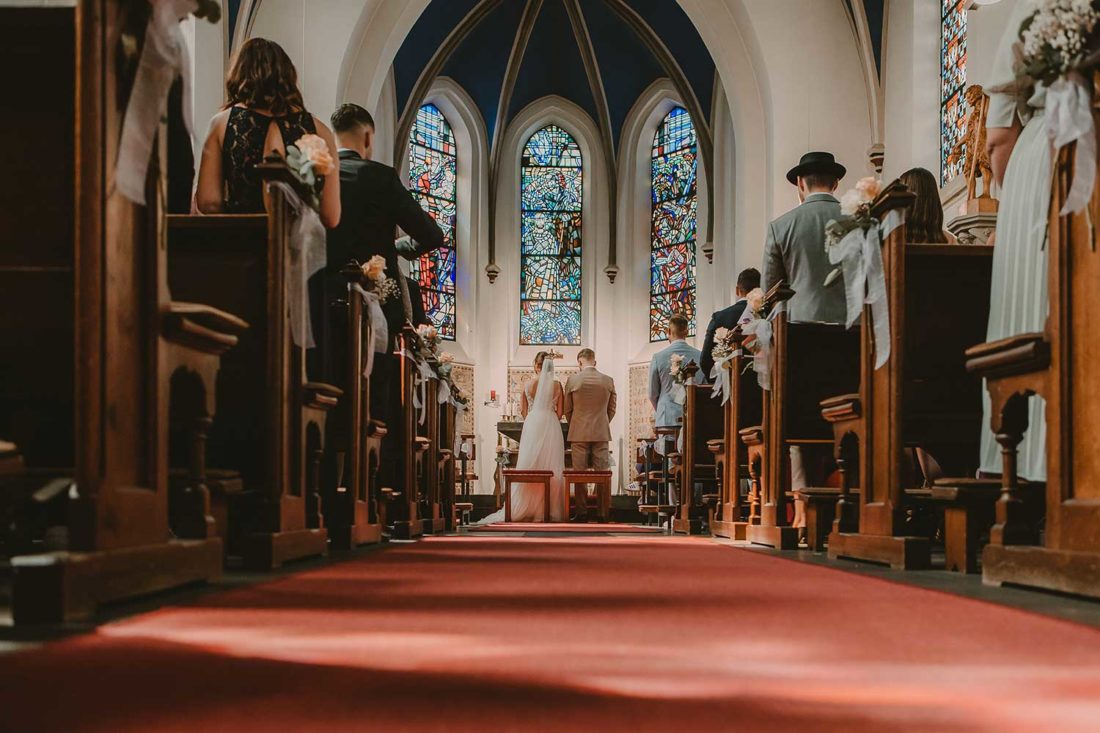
xmin=564 ymin=349 xmax=617 ymax=521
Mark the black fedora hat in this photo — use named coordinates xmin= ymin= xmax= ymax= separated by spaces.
xmin=786 ymin=151 xmax=847 ymax=185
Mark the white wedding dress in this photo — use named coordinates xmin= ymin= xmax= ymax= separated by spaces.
xmin=479 ymin=359 xmax=566 ymax=523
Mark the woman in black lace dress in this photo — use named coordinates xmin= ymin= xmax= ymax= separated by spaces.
xmin=195 ymin=38 xmax=340 ymax=228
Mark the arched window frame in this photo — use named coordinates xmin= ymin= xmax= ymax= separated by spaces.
xmin=518 ymin=124 xmax=584 ymax=346
xmin=649 ymin=106 xmax=698 ymax=342
xmin=940 ymin=0 xmax=967 ymax=183
xmin=408 ymin=103 xmax=458 ymax=339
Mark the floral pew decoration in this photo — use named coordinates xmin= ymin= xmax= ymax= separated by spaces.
xmin=731 ymin=282 xmax=793 ymax=391
xmin=823 ymin=177 xmax=902 ymax=370
xmin=343 ymin=255 xmax=400 ymax=379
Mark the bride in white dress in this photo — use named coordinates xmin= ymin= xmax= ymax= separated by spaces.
xmin=480 ymin=352 xmax=567 ymax=523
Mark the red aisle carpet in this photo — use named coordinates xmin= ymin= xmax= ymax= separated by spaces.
xmin=2 ymin=536 xmax=1100 ymax=732
xmin=467 ymin=522 xmax=662 ymax=533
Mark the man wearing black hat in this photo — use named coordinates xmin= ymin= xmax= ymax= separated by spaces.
xmin=761 ymin=151 xmax=848 ymax=324
xmin=761 ymin=151 xmax=848 ymax=547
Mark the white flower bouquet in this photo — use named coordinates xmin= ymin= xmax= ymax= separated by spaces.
xmin=1018 ymin=0 xmax=1100 ymax=85
xmin=285 ymin=133 xmax=334 ymax=211
xmin=358 ymin=255 xmax=400 ymax=304
xmin=824 ymin=177 xmax=882 ymax=286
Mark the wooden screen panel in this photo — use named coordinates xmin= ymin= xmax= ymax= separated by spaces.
xmin=0 ymin=8 xmax=76 ymax=469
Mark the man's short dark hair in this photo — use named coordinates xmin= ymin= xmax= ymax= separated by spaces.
xmin=577 ymin=348 xmax=596 ymax=363
xmin=736 ymin=267 xmax=761 ymax=294
xmin=331 ymin=103 xmax=375 ymax=134
xmin=668 ymin=313 xmax=690 ymax=338
xmin=800 ymin=173 xmax=839 ymax=190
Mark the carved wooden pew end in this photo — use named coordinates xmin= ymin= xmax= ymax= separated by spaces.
xmin=931 ymin=478 xmax=1042 ymax=574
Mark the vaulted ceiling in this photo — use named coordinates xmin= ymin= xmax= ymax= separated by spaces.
xmin=391 ymin=0 xmax=718 ymax=150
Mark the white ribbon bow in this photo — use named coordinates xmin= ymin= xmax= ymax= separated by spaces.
xmin=742 ymin=307 xmax=779 ymax=390
xmin=268 ymin=182 xmax=327 ymax=349
xmin=116 ymin=0 xmax=198 ymax=204
xmin=709 ymin=350 xmax=741 ymax=405
xmin=350 ymin=284 xmax=389 ymax=378
xmin=1044 ymin=73 xmax=1097 ymax=216
xmin=827 ymin=210 xmax=903 ymax=370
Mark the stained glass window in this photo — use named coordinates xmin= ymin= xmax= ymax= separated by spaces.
xmin=520 ymin=125 xmax=583 ymax=345
xmin=650 ymin=107 xmax=697 ymax=342
xmin=940 ymin=0 xmax=968 ymax=183
xmin=408 ymin=104 xmax=457 ymax=339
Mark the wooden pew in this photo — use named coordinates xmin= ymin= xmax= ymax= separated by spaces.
xmin=438 ymin=393 xmax=458 ymax=531
xmin=325 ymin=264 xmax=385 ymax=549
xmin=826 ymin=182 xmax=995 ymax=570
xmin=8 ymin=1 xmax=227 ymax=622
xmin=419 ymin=375 xmax=446 ymax=535
xmin=167 ymin=163 xmax=339 ymax=570
xmin=746 ymin=290 xmax=860 ymax=550
xmin=972 ymin=139 xmax=1100 ymax=598
xmin=671 ymin=363 xmax=724 ymax=534
xmin=390 ymin=326 xmax=426 ymax=539
xmin=709 ymin=333 xmax=764 ymax=539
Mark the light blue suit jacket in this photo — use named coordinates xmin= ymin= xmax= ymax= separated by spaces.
xmin=649 ymin=340 xmax=704 ymax=428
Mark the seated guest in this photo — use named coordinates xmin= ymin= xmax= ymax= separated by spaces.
xmin=648 ymin=314 xmax=703 ymax=465
xmin=195 ymin=38 xmax=340 ymax=227
xmin=698 ymin=267 xmax=761 ymax=381
xmin=899 ymin=167 xmax=953 ymax=244
xmin=326 ymin=103 xmax=444 ymax=493
xmin=762 ymin=151 xmax=849 ymax=545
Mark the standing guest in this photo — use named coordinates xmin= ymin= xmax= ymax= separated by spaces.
xmin=899 ymin=167 xmax=952 ymax=244
xmin=326 ymin=103 xmax=445 ymax=495
xmin=195 ymin=38 xmax=340 ymax=226
xmin=649 ymin=314 xmax=703 ymax=466
xmin=981 ymin=0 xmax=1047 ymax=483
xmin=761 ymin=151 xmax=848 ymax=545
xmin=564 ymin=349 xmax=617 ymax=521
xmin=698 ymin=267 xmax=760 ymax=381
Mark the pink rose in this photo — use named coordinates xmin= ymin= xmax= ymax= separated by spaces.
xmin=296 ymin=134 xmax=335 ymax=177
xmin=745 ymin=287 xmax=765 ymax=316
xmin=361 ymin=255 xmax=386 ymax=282
xmin=854 ymin=176 xmax=881 ymax=201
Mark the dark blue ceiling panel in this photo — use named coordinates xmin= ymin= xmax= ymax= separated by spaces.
xmin=863 ymin=0 xmax=885 ymax=79
xmin=392 ymin=0 xmax=485 ymax=114
xmin=618 ymin=0 xmax=715 ymax=118
xmin=506 ymin=0 xmax=598 ymax=131
xmin=440 ymin=0 xmax=529 ymax=143
xmin=579 ymin=0 xmax=664 ymax=146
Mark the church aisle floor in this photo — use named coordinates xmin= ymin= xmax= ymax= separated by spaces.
xmin=1 ymin=535 xmax=1099 ymax=732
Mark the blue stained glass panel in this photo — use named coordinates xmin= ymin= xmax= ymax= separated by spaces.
xmin=520 ymin=301 xmax=583 ymax=346
xmin=652 ymin=149 xmax=698 ymax=203
xmin=650 ymin=107 xmax=697 ymax=341
xmin=520 ymin=125 xmax=583 ymax=345
xmin=408 ymin=104 xmax=457 ymax=339
xmin=520 ymin=167 xmax=583 ymax=212
xmin=940 ymin=0 xmax=967 ymax=183
xmin=521 ymin=211 xmax=582 ymax=256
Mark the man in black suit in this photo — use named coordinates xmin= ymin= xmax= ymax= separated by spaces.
xmin=325 ymin=103 xmax=445 ymax=493
xmin=698 ymin=267 xmax=761 ymax=381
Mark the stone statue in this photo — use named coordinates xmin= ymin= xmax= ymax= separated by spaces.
xmin=948 ymin=84 xmax=996 ymax=207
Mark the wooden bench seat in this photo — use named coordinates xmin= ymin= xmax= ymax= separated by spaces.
xmin=563 ymin=469 xmax=613 ymax=522
xmin=502 ymin=469 xmax=555 ymax=522
xmin=931 ymin=478 xmax=1043 ymax=574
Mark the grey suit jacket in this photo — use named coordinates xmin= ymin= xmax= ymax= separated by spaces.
xmin=761 ymin=192 xmax=847 ymax=324
xmin=564 ymin=367 xmax=616 ymax=442
xmin=649 ymin=340 xmax=704 ymax=428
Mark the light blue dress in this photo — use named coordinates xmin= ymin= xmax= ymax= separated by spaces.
xmin=980 ymin=0 xmax=1047 ymax=481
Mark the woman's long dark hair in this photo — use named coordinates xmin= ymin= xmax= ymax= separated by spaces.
xmin=900 ymin=167 xmax=949 ymax=244
xmin=224 ymin=38 xmax=306 ymax=117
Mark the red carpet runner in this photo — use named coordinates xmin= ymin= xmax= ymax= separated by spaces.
xmin=2 ymin=536 xmax=1099 ymax=732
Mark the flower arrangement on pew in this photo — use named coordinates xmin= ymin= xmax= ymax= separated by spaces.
xmin=823 ymin=177 xmax=882 ymax=287
xmin=358 ymin=255 xmax=400 ymax=304
xmin=669 ymin=354 xmax=698 ymax=405
xmin=285 ymin=134 xmax=335 ymax=212
xmin=997 ymin=0 xmax=1100 ymax=216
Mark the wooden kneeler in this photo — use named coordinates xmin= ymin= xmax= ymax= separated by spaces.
xmin=502 ymin=469 xmax=554 ymax=522
xmin=563 ymin=470 xmax=613 ymax=522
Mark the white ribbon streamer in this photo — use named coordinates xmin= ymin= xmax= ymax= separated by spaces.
xmin=350 ymin=284 xmax=389 ymax=378
xmin=268 ymin=182 xmax=326 ymax=349
xmin=827 ymin=210 xmax=903 ymax=370
xmin=709 ymin=350 xmax=740 ymax=406
xmin=1044 ymin=74 xmax=1097 ymax=216
xmin=116 ymin=0 xmax=197 ymax=205
xmin=742 ymin=307 xmax=779 ymax=390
